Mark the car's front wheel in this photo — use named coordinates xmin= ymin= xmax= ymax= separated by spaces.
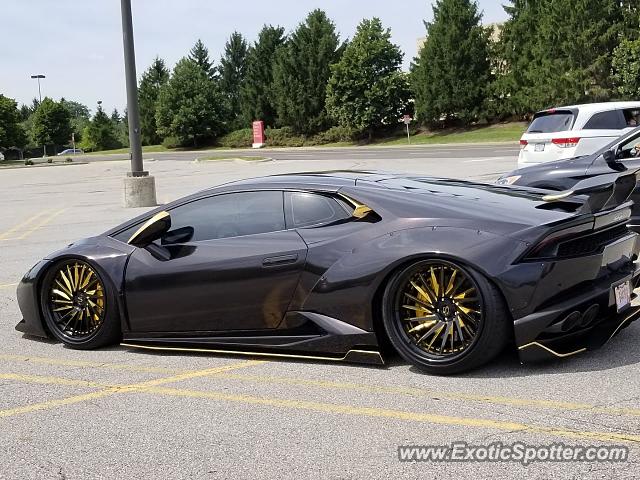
xmin=382 ymin=259 xmax=510 ymax=375
xmin=40 ymin=259 xmax=120 ymax=349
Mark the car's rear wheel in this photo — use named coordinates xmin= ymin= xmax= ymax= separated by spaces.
xmin=382 ymin=259 xmax=509 ymax=375
xmin=40 ymin=259 xmax=120 ymax=349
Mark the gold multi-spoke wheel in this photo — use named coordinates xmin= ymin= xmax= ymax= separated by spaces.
xmin=399 ymin=263 xmax=482 ymax=357
xmin=382 ymin=259 xmax=509 ymax=374
xmin=41 ymin=260 xmax=119 ymax=348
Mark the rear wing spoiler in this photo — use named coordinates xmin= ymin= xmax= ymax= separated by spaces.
xmin=542 ymin=169 xmax=639 ymax=214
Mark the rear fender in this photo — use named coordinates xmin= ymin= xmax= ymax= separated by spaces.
xmin=299 ymin=227 xmax=533 ymax=331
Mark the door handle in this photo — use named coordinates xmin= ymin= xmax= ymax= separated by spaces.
xmin=262 ymin=254 xmax=298 ymax=267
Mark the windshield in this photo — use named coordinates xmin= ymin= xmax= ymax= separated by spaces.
xmin=527 ymin=111 xmax=575 ymax=133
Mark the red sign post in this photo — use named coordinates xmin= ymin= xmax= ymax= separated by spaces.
xmin=252 ymin=121 xmax=265 ymax=148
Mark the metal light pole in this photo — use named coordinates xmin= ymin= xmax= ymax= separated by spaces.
xmin=119 ymin=0 xmax=156 ymax=207
xmin=30 ymin=74 xmax=46 ymax=157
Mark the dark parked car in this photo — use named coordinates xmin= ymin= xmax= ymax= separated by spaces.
xmin=498 ymin=126 xmax=640 ymax=232
xmin=15 ymin=171 xmax=640 ymax=374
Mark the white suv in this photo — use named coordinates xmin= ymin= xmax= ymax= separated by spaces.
xmin=518 ymin=102 xmax=640 ymax=168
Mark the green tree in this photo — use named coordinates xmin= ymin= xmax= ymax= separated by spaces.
xmin=139 ymin=57 xmax=170 ymax=145
xmin=272 ymin=9 xmax=342 ymax=134
xmin=189 ymin=39 xmax=216 ymax=79
xmin=412 ymin=0 xmax=491 ymax=126
xmin=326 ymin=18 xmax=410 ymax=138
xmin=0 ymin=95 xmax=27 ymax=150
xmin=31 ymin=98 xmax=73 ymax=152
xmin=612 ymin=39 xmax=640 ymax=99
xmin=534 ymin=0 xmax=621 ymax=105
xmin=81 ymin=104 xmax=121 ymax=152
xmin=620 ymin=0 xmax=640 ymax=41
xmin=241 ymin=25 xmax=286 ymax=127
xmin=490 ymin=0 xmax=543 ymax=117
xmin=219 ymin=32 xmax=249 ymax=130
xmin=60 ymin=98 xmax=90 ymax=143
xmin=156 ymin=58 xmax=226 ymax=147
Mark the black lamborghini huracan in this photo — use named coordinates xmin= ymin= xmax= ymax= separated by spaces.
xmin=15 ymin=171 xmax=640 ymax=374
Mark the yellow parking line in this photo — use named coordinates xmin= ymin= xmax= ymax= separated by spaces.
xmin=210 ymin=373 xmax=640 ymax=418
xmin=0 ymin=373 xmax=108 ymax=389
xmin=0 ymin=211 xmax=49 ymax=240
xmin=0 ymin=283 xmax=17 ymax=289
xmin=0 ymin=360 xmax=265 ymax=419
xmin=2 ymin=353 xmax=639 ymax=418
xmin=12 ymin=208 xmax=67 ymax=240
xmin=2 ymin=370 xmax=638 ymax=444
xmin=141 ymin=386 xmax=640 ymax=444
xmin=0 ymin=353 xmax=187 ymax=375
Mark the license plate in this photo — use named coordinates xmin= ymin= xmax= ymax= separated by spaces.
xmin=614 ymin=281 xmax=631 ymax=312
xmin=534 ymin=143 xmax=545 ymax=152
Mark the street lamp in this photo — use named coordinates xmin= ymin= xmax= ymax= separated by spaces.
xmin=30 ymin=74 xmax=46 ymax=157
xmin=119 ymin=0 xmax=156 ymax=207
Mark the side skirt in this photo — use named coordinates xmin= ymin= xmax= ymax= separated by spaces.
xmin=120 ymin=342 xmax=385 ymax=366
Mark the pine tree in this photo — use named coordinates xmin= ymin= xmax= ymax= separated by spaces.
xmin=240 ymin=25 xmax=286 ymax=127
xmin=412 ymin=0 xmax=491 ymax=127
xmin=620 ymin=0 xmax=640 ymax=41
xmin=110 ymin=108 xmax=121 ymax=123
xmin=272 ymin=9 xmax=342 ymax=134
xmin=139 ymin=57 xmax=170 ymax=145
xmin=533 ymin=0 xmax=621 ymax=105
xmin=189 ymin=39 xmax=216 ymax=79
xmin=491 ymin=0 xmax=544 ymax=117
xmin=81 ymin=104 xmax=121 ymax=151
xmin=156 ymin=57 xmax=226 ymax=147
xmin=219 ymin=32 xmax=249 ymax=130
xmin=326 ymin=18 xmax=410 ymax=138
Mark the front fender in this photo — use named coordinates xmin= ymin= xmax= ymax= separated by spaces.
xmin=15 ymin=236 xmax=135 ymax=338
xmin=300 ymin=226 xmax=535 ymax=331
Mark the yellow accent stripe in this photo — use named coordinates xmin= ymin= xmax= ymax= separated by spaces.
xmin=518 ymin=342 xmax=587 ymax=358
xmin=0 ymin=360 xmax=265 ymax=419
xmin=0 ymin=211 xmax=49 ymax=240
xmin=139 ymin=387 xmax=640 ymax=444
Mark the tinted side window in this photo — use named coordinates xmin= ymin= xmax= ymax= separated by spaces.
xmin=287 ymin=193 xmax=350 ymax=228
xmin=583 ymin=110 xmax=626 ymax=130
xmin=622 ymin=108 xmax=640 ymax=128
xmin=158 ymin=191 xmax=283 ymax=242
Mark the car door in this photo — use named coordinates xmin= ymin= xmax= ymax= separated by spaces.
xmin=124 ymin=190 xmax=308 ymax=333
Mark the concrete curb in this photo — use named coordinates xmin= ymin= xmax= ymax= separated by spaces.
xmin=193 ymin=157 xmax=274 ymax=164
xmin=0 ymin=161 xmax=89 ymax=171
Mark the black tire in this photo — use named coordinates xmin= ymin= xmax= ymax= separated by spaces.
xmin=40 ymin=259 xmax=121 ymax=349
xmin=381 ymin=259 xmax=510 ymax=375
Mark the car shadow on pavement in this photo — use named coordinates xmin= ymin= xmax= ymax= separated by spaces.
xmin=407 ymin=325 xmax=640 ymax=379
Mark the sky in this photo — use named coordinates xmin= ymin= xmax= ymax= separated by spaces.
xmin=0 ymin=1 xmax=508 ymax=114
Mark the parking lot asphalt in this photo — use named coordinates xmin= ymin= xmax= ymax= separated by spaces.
xmin=0 ymin=148 xmax=638 ymax=479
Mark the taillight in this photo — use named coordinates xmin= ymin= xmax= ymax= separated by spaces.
xmin=519 ymin=139 xmax=528 ymax=149
xmin=551 ymin=137 xmax=580 ymax=148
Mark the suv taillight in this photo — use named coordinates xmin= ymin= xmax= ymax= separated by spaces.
xmin=519 ymin=139 xmax=528 ymax=149
xmin=551 ymin=137 xmax=580 ymax=148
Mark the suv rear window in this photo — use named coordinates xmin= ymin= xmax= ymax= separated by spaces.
xmin=527 ymin=111 xmax=575 ymax=133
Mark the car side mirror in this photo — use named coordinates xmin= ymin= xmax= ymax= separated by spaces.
xmin=602 ymin=149 xmax=617 ymax=165
xmin=128 ymin=211 xmax=172 ymax=248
